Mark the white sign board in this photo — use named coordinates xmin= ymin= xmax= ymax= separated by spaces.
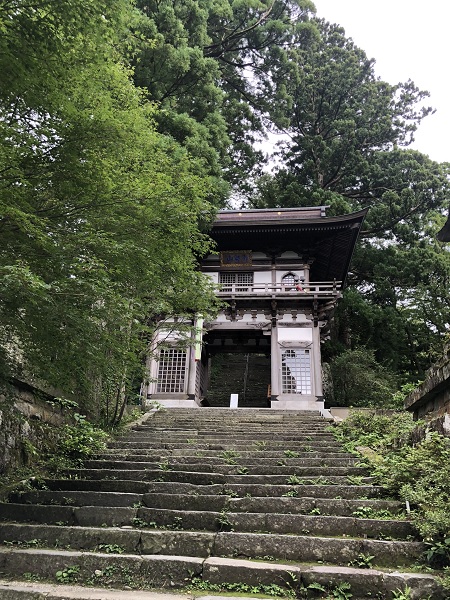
xmin=230 ymin=394 xmax=239 ymax=408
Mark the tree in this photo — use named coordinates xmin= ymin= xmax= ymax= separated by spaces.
xmin=329 ymin=348 xmax=397 ymax=407
xmin=0 ymin=0 xmax=220 ymax=422
xmin=132 ymin=0 xmax=317 ymax=193
xmin=250 ymin=18 xmax=450 ymax=394
xmin=2 ymin=2 xmax=447 ymax=412
xmin=251 ymin=20 xmax=444 ymax=212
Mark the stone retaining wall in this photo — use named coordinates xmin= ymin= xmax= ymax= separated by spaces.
xmin=0 ymin=380 xmax=65 ymax=476
xmin=404 ymin=344 xmax=450 ymax=438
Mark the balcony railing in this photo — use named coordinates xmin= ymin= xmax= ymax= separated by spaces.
xmin=216 ymin=281 xmax=342 ymax=298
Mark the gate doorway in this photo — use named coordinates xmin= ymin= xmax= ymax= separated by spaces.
xmin=207 ymin=352 xmax=271 ymax=408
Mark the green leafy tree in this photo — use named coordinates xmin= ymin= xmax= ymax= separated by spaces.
xmin=328 ymin=348 xmax=397 ymax=407
xmin=252 ymin=20 xmax=446 ymax=214
xmin=0 ymin=0 xmax=219 ymax=423
xmin=132 ymin=0 xmax=317 ymax=193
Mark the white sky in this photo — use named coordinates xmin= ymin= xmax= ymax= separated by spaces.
xmin=313 ymin=0 xmax=450 ymax=164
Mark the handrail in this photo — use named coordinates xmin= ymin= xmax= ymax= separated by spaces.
xmin=215 ymin=281 xmax=342 ymax=296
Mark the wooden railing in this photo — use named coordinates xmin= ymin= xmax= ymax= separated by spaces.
xmin=215 ymin=281 xmax=342 ymax=298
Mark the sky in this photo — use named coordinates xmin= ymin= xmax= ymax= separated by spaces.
xmin=313 ymin=0 xmax=450 ymax=164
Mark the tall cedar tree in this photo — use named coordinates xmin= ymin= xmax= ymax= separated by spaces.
xmin=251 ymin=20 xmax=450 ymax=392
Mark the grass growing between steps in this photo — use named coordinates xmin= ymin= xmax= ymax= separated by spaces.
xmin=330 ymin=411 xmax=450 ymax=590
xmin=186 ymin=576 xmax=416 ymax=599
xmin=185 ymin=576 xmax=357 ymax=599
xmin=186 ymin=577 xmax=294 ymax=598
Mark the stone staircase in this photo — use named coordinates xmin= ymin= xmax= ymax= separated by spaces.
xmin=0 ymin=409 xmax=444 ymax=599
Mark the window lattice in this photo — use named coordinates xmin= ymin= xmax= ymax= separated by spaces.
xmin=281 ymin=349 xmax=311 ymax=394
xmin=156 ymin=348 xmax=186 ymax=393
xmin=282 ymin=273 xmax=296 ymax=288
xmin=219 ymin=272 xmax=253 ymax=291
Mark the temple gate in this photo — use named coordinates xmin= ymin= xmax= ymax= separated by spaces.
xmin=142 ymin=206 xmax=367 ymax=411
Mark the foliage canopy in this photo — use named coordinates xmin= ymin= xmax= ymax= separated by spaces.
xmin=250 ymin=18 xmax=450 ymax=392
xmin=0 ymin=0 xmax=220 ymax=422
xmin=1 ymin=0 xmax=449 ymax=414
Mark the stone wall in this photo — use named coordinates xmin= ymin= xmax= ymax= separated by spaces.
xmin=0 ymin=380 xmax=65 ymax=476
xmin=329 ymin=407 xmax=398 ymax=421
xmin=404 ymin=344 xmax=450 ymax=438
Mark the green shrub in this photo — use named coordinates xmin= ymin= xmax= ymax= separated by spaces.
xmin=332 ymin=411 xmax=415 ymax=453
xmin=329 ymin=348 xmax=397 ymax=407
xmin=332 ymin=413 xmax=450 ymax=567
xmin=46 ymin=412 xmax=108 ymax=472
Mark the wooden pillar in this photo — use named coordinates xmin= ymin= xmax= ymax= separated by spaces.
xmin=312 ymin=324 xmax=323 ymax=399
xmin=270 ymin=325 xmax=280 ymax=401
xmin=187 ymin=345 xmax=197 ymax=399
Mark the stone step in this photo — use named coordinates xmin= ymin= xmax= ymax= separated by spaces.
xmin=41 ymin=469 xmax=387 ymax=498
xmin=151 ymin=421 xmax=332 ymax=426
xmin=226 ymin=495 xmax=406 ymax=518
xmin=129 ymin=427 xmax=334 ymax=441
xmin=145 ymin=425 xmax=333 ymax=431
xmin=0 ymin=524 xmax=423 ymax=567
xmin=0 ymin=502 xmax=135 ymax=527
xmin=0 ymin=581 xmax=194 ymax=600
xmin=71 ymin=470 xmax=227 ymax=485
xmin=215 ymin=531 xmax=423 ymax=567
xmin=136 ymin=506 xmax=417 ymax=541
xmin=135 ymin=426 xmax=332 ymax=434
xmin=63 ymin=468 xmax=373 ymax=487
xmin=0 ymin=407 xmax=443 ymax=598
xmin=0 ymin=495 xmax=408 ymax=529
xmin=134 ymin=415 xmax=330 ymax=424
xmin=235 ymin=512 xmax=416 ymax=539
xmin=146 ymin=426 xmax=330 ymax=432
xmin=205 ymin=560 xmax=444 ymax=600
xmin=7 ymin=491 xmax=143 ymax=507
xmin=168 ymin=448 xmax=355 ymax=458
xmin=226 ymin=474 xmax=373 ymax=485
xmin=0 ymin=547 xmax=202 ymax=587
xmin=33 ymin=479 xmax=395 ymax=508
xmin=97 ymin=453 xmax=359 ymax=466
xmin=1 ymin=562 xmax=440 ymax=600
xmin=145 ymin=425 xmax=330 ymax=431
xmin=63 ymin=480 xmax=227 ymax=495
xmin=145 ymin=408 xmax=325 ymax=415
xmin=123 ymin=420 xmax=330 ymax=425
xmin=141 ymin=411 xmax=329 ymax=421
xmin=116 ymin=437 xmax=338 ymax=447
xmin=3 ymin=503 xmax=414 ymax=541
xmin=109 ymin=438 xmax=342 ymax=452
xmin=2 ymin=483 xmax=404 ymax=514
xmin=83 ymin=459 xmax=367 ymax=476
xmin=43 ymin=479 xmax=153 ymax=493
xmin=131 ymin=422 xmax=331 ymax=427
xmin=140 ymin=492 xmax=408 ymax=520
xmin=0 ymin=511 xmax=416 ymax=551
xmin=6 ymin=480 xmax=388 ymax=503
xmin=120 ymin=433 xmax=336 ymax=442
xmin=0 ymin=523 xmax=214 ymax=556
xmin=113 ymin=426 xmax=335 ymax=434
xmin=142 ymin=412 xmax=328 ymax=417
xmin=147 ymin=425 xmax=331 ymax=432
xmin=134 ymin=505 xmax=417 ymax=540
xmin=204 ymin=482 xmax=385 ymax=499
